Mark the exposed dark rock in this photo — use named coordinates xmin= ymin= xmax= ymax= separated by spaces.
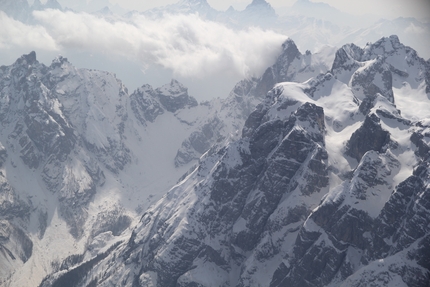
xmin=345 ymin=114 xmax=390 ymax=162
xmin=331 ymin=43 xmax=363 ymax=74
xmin=91 ymin=209 xmax=132 ymax=238
xmin=0 ymin=144 xmax=7 ymax=167
xmin=130 ymin=84 xmax=164 ymax=124
xmin=351 ymin=56 xmax=394 ymax=103
xmin=4 ymin=36 xmax=430 ymax=287
xmin=175 ymin=117 xmax=224 ymax=166
xmin=0 ymin=176 xmax=31 ymax=219
xmin=155 ymin=79 xmax=198 ymax=113
xmin=0 ymin=221 xmax=33 ymax=263
xmin=411 ymin=131 xmax=430 ymax=159
xmin=254 ymin=39 xmax=301 ymax=97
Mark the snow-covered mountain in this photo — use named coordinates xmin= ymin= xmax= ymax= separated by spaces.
xmin=174 ymin=39 xmax=334 ymax=167
xmin=31 ymin=35 xmax=430 ymax=287
xmin=342 ymin=17 xmax=430 ymax=60
xmin=135 ymin=0 xmax=430 ymax=60
xmin=140 ymin=0 xmax=217 ymax=20
xmin=0 ymin=30 xmax=334 ymax=285
xmin=285 ymin=0 xmax=378 ymax=29
xmin=0 ymin=51 xmax=227 ymax=286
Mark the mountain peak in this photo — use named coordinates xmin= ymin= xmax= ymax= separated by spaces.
xmin=44 ymin=0 xmax=62 ymax=10
xmin=32 ymin=0 xmax=62 ymax=10
xmin=226 ymin=5 xmax=235 ymax=13
xmin=164 ymin=79 xmax=188 ymax=95
xmin=94 ymin=6 xmax=113 ymax=16
xmin=251 ymin=0 xmax=269 ymax=4
xmin=5 ymin=36 xmax=430 ymax=287
xmin=32 ymin=0 xmax=43 ymax=9
xmin=247 ymin=0 xmax=273 ymax=8
xmin=243 ymin=0 xmax=276 ymax=18
xmin=50 ymin=55 xmax=71 ymax=69
xmin=389 ymin=34 xmax=400 ymax=43
xmin=155 ymin=79 xmax=198 ymax=112
xmin=177 ymin=0 xmax=210 ymax=7
xmin=280 ymin=38 xmax=300 ymax=61
xmin=15 ymin=51 xmax=37 ymax=66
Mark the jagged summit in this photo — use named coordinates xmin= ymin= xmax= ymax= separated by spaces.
xmin=244 ymin=0 xmax=276 ymax=13
xmin=177 ymin=0 xmax=210 ymax=6
xmin=94 ymin=6 xmax=113 ymax=16
xmin=157 ymin=79 xmax=188 ymax=96
xmin=30 ymin=35 xmax=430 ymax=287
xmin=292 ymin=0 xmax=334 ymax=9
xmin=14 ymin=50 xmax=38 ymax=66
xmin=40 ymin=0 xmax=62 ymax=10
xmin=226 ymin=5 xmax=235 ymax=13
xmin=247 ymin=0 xmax=272 ymax=7
xmin=29 ymin=0 xmax=62 ymax=10
xmin=50 ymin=54 xmax=72 ymax=69
xmin=142 ymin=0 xmax=217 ymax=19
xmin=281 ymin=38 xmax=300 ymax=58
xmin=0 ymin=2 xmax=429 ymax=286
xmin=32 ymin=0 xmax=43 ymax=10
xmin=236 ymin=0 xmax=277 ymax=25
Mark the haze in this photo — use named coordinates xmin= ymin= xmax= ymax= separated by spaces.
xmin=51 ymin=0 xmax=430 ymax=20
xmin=2 ymin=0 xmax=430 ymax=101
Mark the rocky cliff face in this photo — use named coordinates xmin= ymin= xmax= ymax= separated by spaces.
xmin=39 ymin=35 xmax=430 ymax=287
xmin=130 ymin=80 xmax=198 ymax=125
xmin=0 ymin=52 xmax=130 ymax=239
xmin=1 ymin=36 xmax=331 ymax=286
xmin=0 ymin=51 xmax=215 ymax=286
xmin=174 ymin=38 xmax=332 ymax=167
xmin=0 ymin=52 xmax=135 ymax=285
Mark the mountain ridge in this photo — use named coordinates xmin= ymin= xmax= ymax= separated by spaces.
xmin=30 ymin=35 xmax=430 ymax=287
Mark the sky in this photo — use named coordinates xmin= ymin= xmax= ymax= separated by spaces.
xmin=4 ymin=0 xmax=430 ymax=101
xmin=106 ymin=0 xmax=430 ymax=20
xmin=45 ymin=0 xmax=430 ymax=21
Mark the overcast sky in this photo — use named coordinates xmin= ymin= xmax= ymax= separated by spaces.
xmin=104 ymin=0 xmax=430 ymax=20
xmin=13 ymin=0 xmax=430 ymax=100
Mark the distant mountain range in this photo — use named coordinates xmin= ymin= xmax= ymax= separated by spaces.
xmin=1 ymin=0 xmax=429 ymax=60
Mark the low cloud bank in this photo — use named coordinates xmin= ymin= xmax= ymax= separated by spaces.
xmin=1 ymin=9 xmax=287 ymax=81
xmin=0 ymin=11 xmax=57 ymax=50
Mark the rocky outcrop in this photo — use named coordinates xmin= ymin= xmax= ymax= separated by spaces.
xmin=2 ymin=35 xmax=429 ymax=287
xmin=0 ymin=172 xmax=32 ymax=280
xmin=130 ymin=80 xmax=198 ymax=125
xmin=175 ymin=38 xmax=332 ymax=166
xmin=130 ymin=84 xmax=164 ymax=125
xmin=345 ymin=114 xmax=390 ymax=162
xmin=41 ymin=36 xmax=430 ymax=287
xmin=156 ymin=79 xmax=198 ymax=113
xmin=0 ymin=50 xmax=132 ymax=246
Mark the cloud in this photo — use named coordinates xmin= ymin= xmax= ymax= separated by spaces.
xmin=0 ymin=11 xmax=58 ymax=50
xmin=28 ymin=9 xmax=286 ymax=79
xmin=404 ymin=23 xmax=426 ymax=35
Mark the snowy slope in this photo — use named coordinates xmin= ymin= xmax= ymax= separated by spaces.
xmin=174 ymin=38 xmax=335 ymax=167
xmin=40 ymin=36 xmax=430 ymax=287
xmin=0 ymin=52 xmax=214 ymax=287
xmin=0 ymin=36 xmax=333 ymax=286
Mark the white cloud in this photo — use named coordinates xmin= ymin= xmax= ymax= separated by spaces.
xmin=405 ymin=23 xmax=426 ymax=35
xmin=30 ymin=9 xmax=286 ymax=79
xmin=0 ymin=11 xmax=57 ymax=50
